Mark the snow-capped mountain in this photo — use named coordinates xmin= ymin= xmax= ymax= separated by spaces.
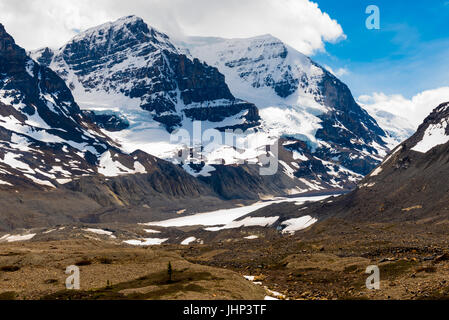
xmin=0 ymin=22 xmax=205 ymax=193
xmin=31 ymin=15 xmax=259 ymax=132
xmin=182 ymin=34 xmax=390 ymax=175
xmin=360 ymin=103 xmax=415 ymax=148
xmin=1 ymin=22 xmax=237 ymax=229
xmin=0 ymin=22 xmax=110 ymax=188
xmin=31 ymin=16 xmax=390 ymax=194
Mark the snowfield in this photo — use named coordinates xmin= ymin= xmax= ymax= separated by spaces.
xmin=144 ymin=194 xmax=331 ymax=232
xmin=83 ymin=228 xmax=116 ymax=238
xmin=412 ymin=121 xmax=449 ymax=153
xmin=0 ymin=233 xmax=36 ymax=242
xmin=98 ymin=151 xmax=147 ymax=177
xmin=180 ymin=236 xmax=197 ymax=245
xmin=281 ymin=216 xmax=318 ymax=234
xmin=204 ymin=216 xmax=279 ymax=232
xmin=123 ymin=238 xmax=168 ymax=246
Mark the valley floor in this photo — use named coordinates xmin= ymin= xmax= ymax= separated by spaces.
xmin=0 ymin=239 xmax=266 ymax=300
xmin=1 ymin=218 xmax=449 ymax=300
xmin=179 ymin=219 xmax=449 ymax=300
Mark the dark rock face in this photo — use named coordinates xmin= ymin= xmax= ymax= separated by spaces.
xmin=0 ymin=24 xmax=28 ymax=70
xmin=221 ymin=36 xmax=299 ymax=98
xmin=317 ymin=73 xmax=383 ymax=144
xmin=183 ymin=100 xmax=260 ymax=131
xmin=82 ymin=110 xmax=129 ymax=131
xmin=171 ymin=55 xmax=234 ymax=104
xmin=0 ymin=24 xmax=107 ymax=149
xmin=314 ymin=69 xmax=387 ymax=175
xmin=264 ymin=64 xmax=388 ymax=176
xmin=38 ymin=16 xmax=260 ymax=132
xmin=0 ymin=23 xmax=115 ymax=188
xmin=30 ymin=47 xmax=54 ymax=67
xmin=64 ymin=150 xmax=217 ymax=207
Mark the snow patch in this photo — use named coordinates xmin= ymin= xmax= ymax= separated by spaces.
xmin=98 ymin=151 xmax=147 ymax=177
xmin=244 ymin=235 xmax=259 ymax=240
xmin=281 ymin=216 xmax=317 ymax=233
xmin=145 ymin=195 xmax=330 ymax=229
xmin=180 ymin=236 xmax=197 ymax=245
xmin=204 ymin=216 xmax=279 ymax=232
xmin=412 ymin=122 xmax=449 ymax=153
xmin=0 ymin=233 xmax=36 ymax=242
xmin=123 ymin=238 xmax=168 ymax=246
xmin=83 ymin=228 xmax=116 ymax=238
xmin=25 ymin=59 xmax=34 ymax=78
xmin=143 ymin=229 xmax=161 ymax=234
xmin=370 ymin=166 xmax=383 ymax=177
xmin=0 ymin=180 xmax=13 ymax=186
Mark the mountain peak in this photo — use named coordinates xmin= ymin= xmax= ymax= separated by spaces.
xmin=0 ymin=24 xmax=21 ymax=52
xmin=64 ymin=15 xmax=175 ymax=62
xmin=80 ymin=14 xmax=144 ymax=31
xmin=116 ymin=14 xmax=142 ymax=23
xmin=71 ymin=15 xmax=167 ymax=44
xmin=94 ymin=14 xmax=147 ymax=31
xmin=433 ymin=101 xmax=449 ymax=115
xmin=0 ymin=24 xmax=28 ymax=72
xmin=418 ymin=101 xmax=449 ymax=129
xmin=185 ymin=34 xmax=388 ymax=175
xmin=245 ymin=33 xmax=279 ymax=41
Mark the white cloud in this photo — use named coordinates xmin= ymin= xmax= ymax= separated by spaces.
xmin=0 ymin=0 xmax=111 ymax=50
xmin=0 ymin=0 xmax=345 ymax=55
xmin=324 ymin=65 xmax=349 ymax=77
xmin=358 ymin=87 xmax=449 ymax=128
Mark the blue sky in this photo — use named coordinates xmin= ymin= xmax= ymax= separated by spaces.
xmin=312 ymin=0 xmax=449 ymax=98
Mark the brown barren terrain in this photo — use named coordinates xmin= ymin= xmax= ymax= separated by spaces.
xmin=1 ymin=218 xmax=448 ymax=300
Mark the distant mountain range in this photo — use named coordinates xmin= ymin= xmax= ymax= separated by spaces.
xmin=0 ymin=16 xmax=418 ymax=230
xmin=360 ymin=103 xmax=415 ymax=147
xmin=31 ymin=16 xmax=394 ymax=191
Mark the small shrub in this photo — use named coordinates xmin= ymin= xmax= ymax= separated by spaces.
xmin=99 ymin=258 xmax=113 ymax=265
xmin=44 ymin=279 xmax=59 ymax=284
xmin=0 ymin=265 xmax=20 ymax=272
xmin=167 ymin=261 xmax=173 ymax=282
xmin=75 ymin=259 xmax=92 ymax=266
xmin=416 ymin=266 xmax=436 ymax=273
xmin=0 ymin=292 xmax=16 ymax=300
